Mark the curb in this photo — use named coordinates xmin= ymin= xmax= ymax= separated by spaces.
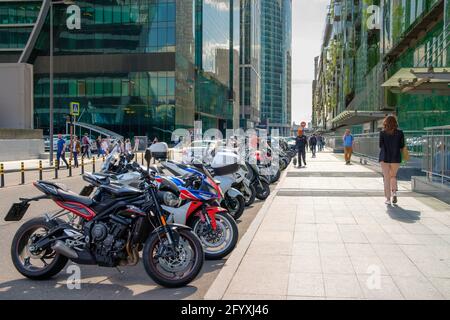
xmin=203 ymin=166 xmax=290 ymax=300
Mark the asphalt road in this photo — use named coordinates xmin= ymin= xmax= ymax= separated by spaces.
xmin=0 ymin=174 xmax=271 ymax=300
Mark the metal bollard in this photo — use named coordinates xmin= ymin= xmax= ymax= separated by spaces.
xmin=81 ymin=157 xmax=84 ymax=175
xmin=54 ymin=159 xmax=58 ymax=179
xmin=102 ymin=155 xmax=105 ymax=163
xmin=92 ymin=157 xmax=96 ymax=173
xmin=20 ymin=162 xmax=25 ymax=185
xmin=141 ymin=152 xmax=144 ymax=165
xmin=0 ymin=163 xmax=4 ymax=188
xmin=39 ymin=160 xmax=43 ymax=180
xmin=68 ymin=159 xmax=72 ymax=177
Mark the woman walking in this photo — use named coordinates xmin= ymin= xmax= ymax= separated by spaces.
xmin=379 ymin=116 xmax=405 ymax=205
xmin=72 ymin=136 xmax=81 ymax=168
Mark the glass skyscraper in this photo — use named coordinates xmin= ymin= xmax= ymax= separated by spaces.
xmin=0 ymin=0 xmax=237 ymax=141
xmin=260 ymin=0 xmax=292 ymax=136
xmin=239 ymin=0 xmax=261 ymax=129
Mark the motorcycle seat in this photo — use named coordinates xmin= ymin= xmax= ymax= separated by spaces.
xmin=56 ymin=189 xmax=94 ymax=206
xmin=36 ymin=180 xmax=68 ymax=191
xmin=99 ymin=183 xmax=144 ymax=197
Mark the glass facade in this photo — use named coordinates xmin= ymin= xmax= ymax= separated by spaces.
xmin=239 ymin=0 xmax=261 ymax=128
xmin=32 ymin=0 xmax=176 ymax=55
xmin=3 ymin=0 xmax=237 ymax=140
xmin=0 ymin=1 xmax=41 ymax=50
xmin=34 ymin=71 xmax=175 ymax=139
xmin=260 ymin=0 xmax=291 ymax=136
xmin=194 ymin=0 xmax=234 ymax=132
xmin=313 ymin=0 xmax=449 ymax=134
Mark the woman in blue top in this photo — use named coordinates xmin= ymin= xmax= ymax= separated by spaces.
xmin=343 ymin=129 xmax=354 ymax=165
xmin=379 ymin=116 xmax=405 ymax=205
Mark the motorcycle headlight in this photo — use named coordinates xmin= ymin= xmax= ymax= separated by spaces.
xmin=163 ymin=192 xmax=180 ymax=207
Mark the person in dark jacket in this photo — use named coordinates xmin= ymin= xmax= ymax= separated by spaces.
xmin=295 ymin=129 xmax=308 ymax=167
xmin=379 ymin=115 xmax=405 ymax=205
xmin=309 ymin=134 xmax=318 ymax=158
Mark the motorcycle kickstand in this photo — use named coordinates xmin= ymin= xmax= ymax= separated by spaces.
xmin=115 ymin=266 xmax=125 ymax=274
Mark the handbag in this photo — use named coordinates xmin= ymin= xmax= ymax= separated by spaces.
xmin=401 ymin=147 xmax=410 ymax=163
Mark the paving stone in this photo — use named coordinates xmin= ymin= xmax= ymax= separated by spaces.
xmin=357 ymin=275 xmax=404 ymax=300
xmin=392 ymin=275 xmax=445 ymax=300
xmin=323 ymin=274 xmax=363 ymax=299
xmin=287 ymin=273 xmax=325 ymax=297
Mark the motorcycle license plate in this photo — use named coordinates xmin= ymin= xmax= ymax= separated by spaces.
xmin=4 ymin=202 xmax=30 ymax=221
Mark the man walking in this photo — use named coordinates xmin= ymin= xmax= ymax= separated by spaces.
xmin=81 ymin=133 xmax=91 ymax=159
xmin=56 ymin=134 xmax=69 ymax=169
xmin=295 ymin=129 xmax=308 ymax=168
xmin=343 ymin=129 xmax=354 ymax=165
xmin=309 ymin=134 xmax=318 ymax=158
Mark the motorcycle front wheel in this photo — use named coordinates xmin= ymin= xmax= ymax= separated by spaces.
xmin=142 ymin=228 xmax=204 ymax=288
xmin=191 ymin=212 xmax=238 ymax=260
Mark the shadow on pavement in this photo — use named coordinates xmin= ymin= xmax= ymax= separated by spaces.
xmin=386 ymin=205 xmax=421 ymax=223
xmin=0 ymin=259 xmax=226 ymax=300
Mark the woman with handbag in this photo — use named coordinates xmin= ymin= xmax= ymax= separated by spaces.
xmin=379 ymin=115 xmax=407 ymax=205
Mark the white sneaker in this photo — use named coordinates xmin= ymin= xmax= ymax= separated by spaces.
xmin=385 ymin=199 xmax=392 ymax=206
xmin=392 ymin=192 xmax=398 ymax=204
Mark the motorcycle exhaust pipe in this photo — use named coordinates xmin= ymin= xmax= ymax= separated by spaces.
xmin=51 ymin=241 xmax=78 ymax=259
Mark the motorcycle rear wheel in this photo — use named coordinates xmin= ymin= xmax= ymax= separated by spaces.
xmin=270 ymin=169 xmax=281 ymax=184
xmin=255 ymin=181 xmax=271 ymax=200
xmin=11 ymin=217 xmax=68 ymax=280
xmin=223 ymin=194 xmax=245 ymax=220
xmin=244 ymin=184 xmax=256 ymax=207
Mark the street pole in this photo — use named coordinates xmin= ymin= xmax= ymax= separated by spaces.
xmin=49 ymin=2 xmax=54 ymax=164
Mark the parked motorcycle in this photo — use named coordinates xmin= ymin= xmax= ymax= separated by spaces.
xmin=6 ymin=165 xmax=204 ymax=288
xmin=245 ymin=162 xmax=271 ymax=200
xmin=88 ymin=149 xmax=238 ymax=260
xmin=161 ymin=160 xmax=246 ymax=221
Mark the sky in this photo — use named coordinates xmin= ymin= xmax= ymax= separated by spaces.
xmin=291 ymin=0 xmax=329 ymax=125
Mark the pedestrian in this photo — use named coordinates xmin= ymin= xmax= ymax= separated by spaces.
xmin=343 ymin=129 xmax=354 ymax=165
xmin=56 ymin=134 xmax=69 ymax=169
xmin=81 ymin=133 xmax=91 ymax=159
xmin=317 ymin=135 xmax=323 ymax=152
xmin=101 ymin=138 xmax=109 ymax=156
xmin=71 ymin=136 xmax=81 ymax=168
xmin=96 ymin=136 xmax=102 ymax=158
xmin=379 ymin=116 xmax=405 ymax=206
xmin=295 ymin=129 xmax=308 ymax=168
xmin=133 ymin=137 xmax=140 ymax=152
xmin=125 ymin=138 xmax=132 ymax=153
xmin=309 ymin=134 xmax=318 ymax=158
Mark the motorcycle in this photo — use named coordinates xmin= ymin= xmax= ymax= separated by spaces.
xmin=245 ymin=162 xmax=271 ymax=201
xmin=161 ymin=160 xmax=246 ymax=221
xmin=6 ymin=165 xmax=204 ymax=288
xmin=86 ymin=149 xmax=238 ymax=260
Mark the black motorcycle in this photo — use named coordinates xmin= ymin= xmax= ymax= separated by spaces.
xmin=245 ymin=162 xmax=271 ymax=200
xmin=6 ymin=164 xmax=204 ymax=288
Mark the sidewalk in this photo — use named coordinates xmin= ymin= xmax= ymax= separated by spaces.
xmin=205 ymin=151 xmax=450 ymax=300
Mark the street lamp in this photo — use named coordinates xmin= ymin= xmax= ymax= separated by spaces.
xmin=49 ymin=0 xmax=74 ymax=164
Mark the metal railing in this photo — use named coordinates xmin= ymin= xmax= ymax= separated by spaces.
xmin=422 ymin=126 xmax=450 ymax=186
xmin=325 ymin=131 xmax=426 ymax=169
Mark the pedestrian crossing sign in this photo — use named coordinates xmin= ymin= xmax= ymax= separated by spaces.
xmin=70 ymin=102 xmax=80 ymax=116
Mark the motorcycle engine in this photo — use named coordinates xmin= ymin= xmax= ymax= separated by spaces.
xmin=85 ymin=219 xmax=129 ymax=267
